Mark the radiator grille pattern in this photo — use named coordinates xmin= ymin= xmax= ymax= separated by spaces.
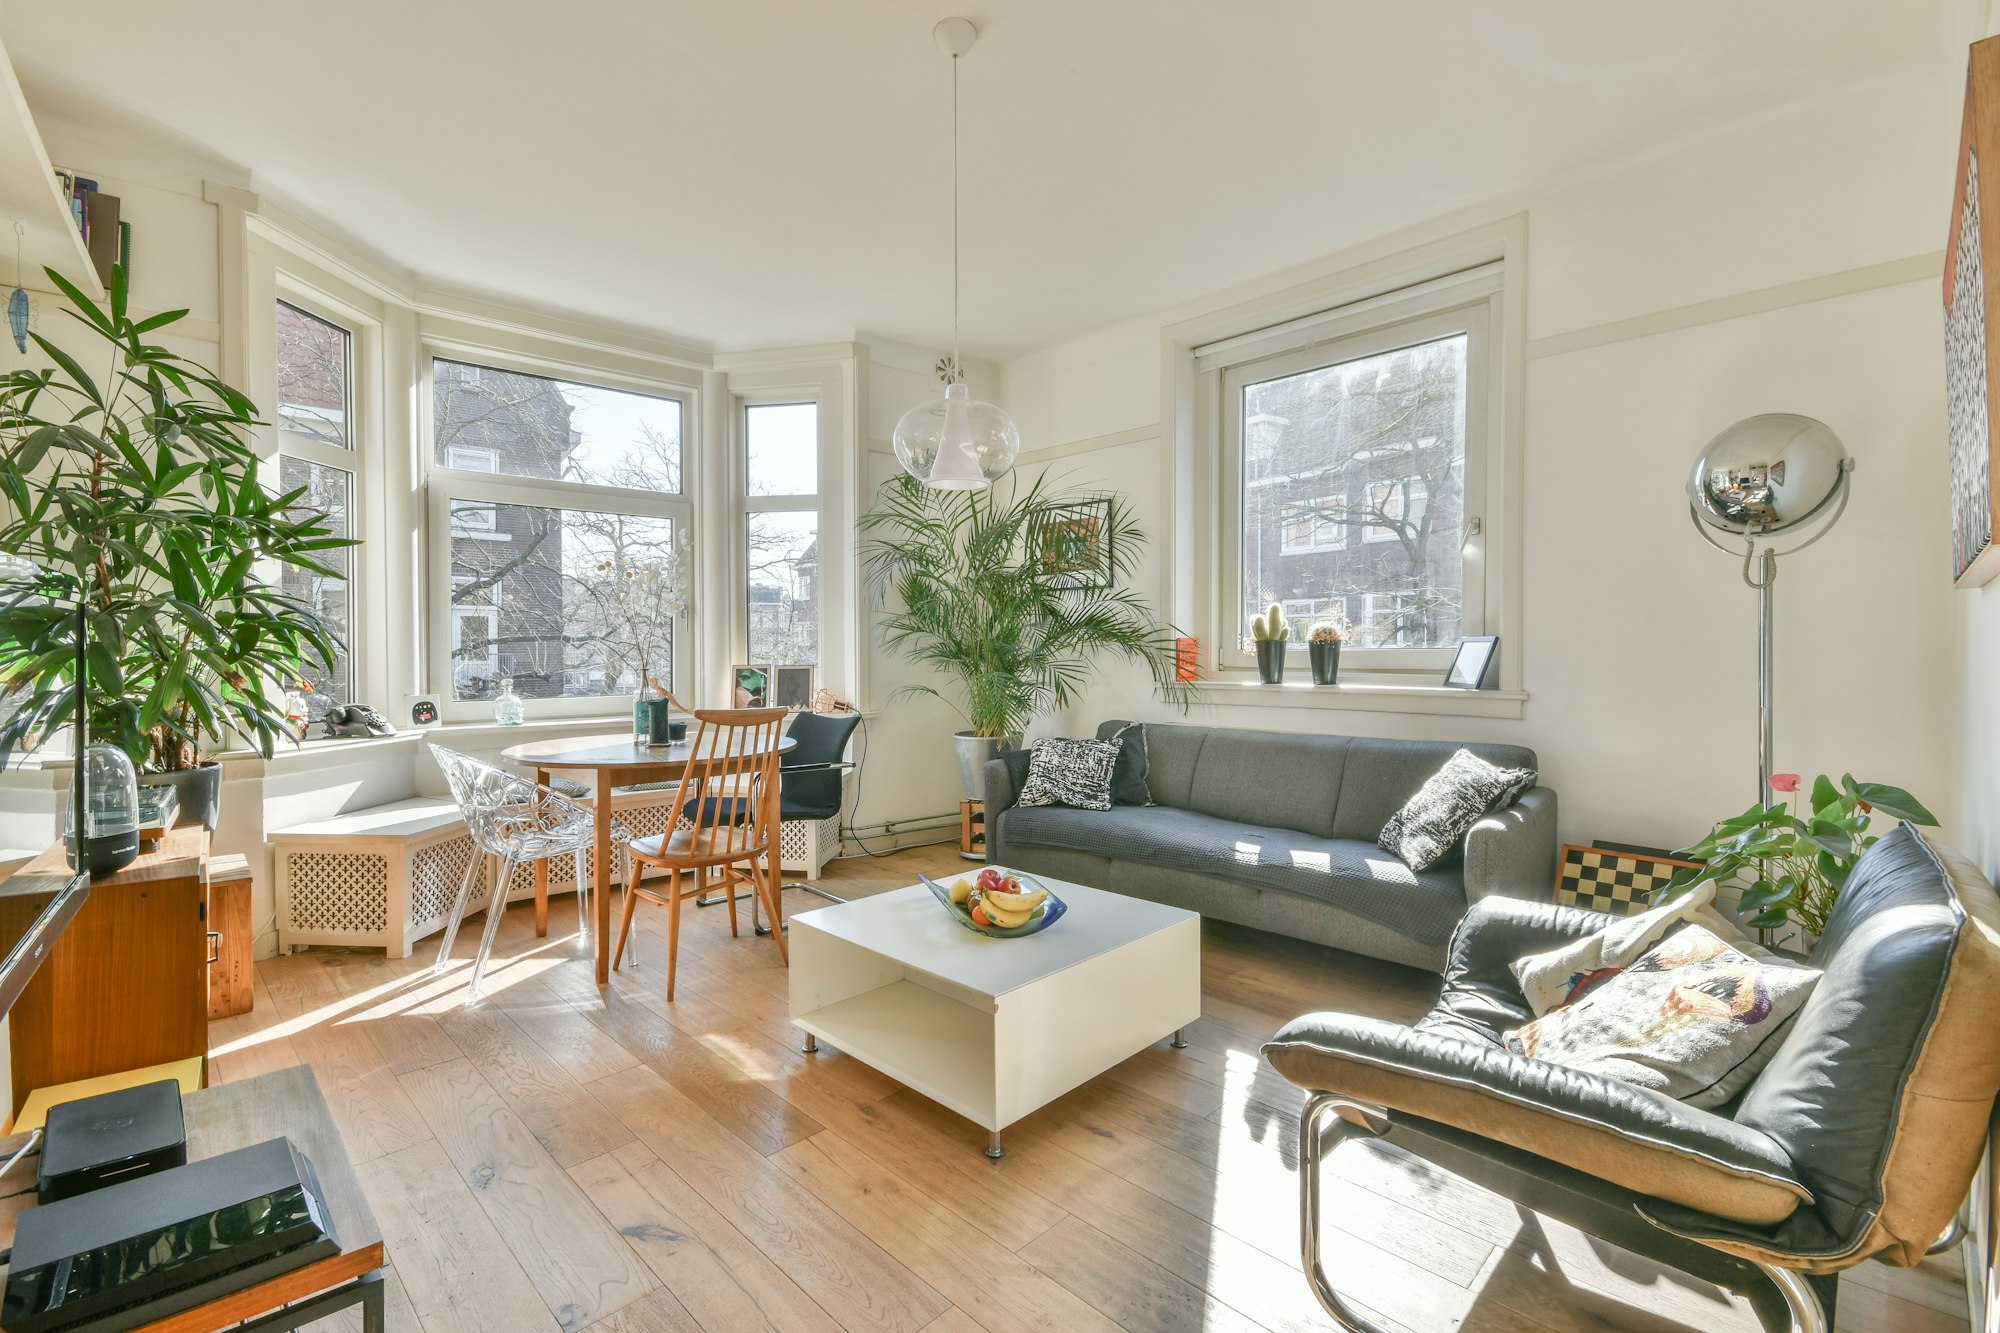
xmin=286 ymin=852 xmax=389 ymax=931
xmin=412 ymin=836 xmax=479 ymax=925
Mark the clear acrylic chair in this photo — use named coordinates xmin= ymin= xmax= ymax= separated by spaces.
xmin=430 ymin=744 xmax=622 ymax=1002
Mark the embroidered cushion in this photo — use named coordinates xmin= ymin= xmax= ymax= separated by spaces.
xmin=1503 ymin=925 xmax=1820 ymax=1107
xmin=1108 ymin=723 xmax=1153 ymax=807
xmin=1017 ymin=736 xmax=1121 ymax=811
xmin=1377 ymin=748 xmax=1536 ymax=871
xmin=1511 ymin=881 xmax=1773 ymax=1017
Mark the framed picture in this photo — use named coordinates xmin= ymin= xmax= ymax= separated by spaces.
xmin=1041 ymin=498 xmax=1113 ymax=590
xmin=403 ymin=694 xmax=441 ymax=729
xmin=732 ymin=664 xmax=770 ymax=708
xmin=1555 ymin=842 xmax=1705 ymax=917
xmin=1948 ymin=36 xmax=2000 ymax=588
xmin=773 ymin=665 xmax=815 ymax=710
xmin=1443 ymin=635 xmax=1499 ymax=689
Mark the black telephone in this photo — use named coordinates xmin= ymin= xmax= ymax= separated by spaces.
xmin=321 ymin=704 xmax=398 ymax=738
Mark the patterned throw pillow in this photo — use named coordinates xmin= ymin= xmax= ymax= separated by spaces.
xmin=1377 ymin=749 xmax=1537 ymax=871
xmin=1510 ymin=881 xmax=1773 ymax=1017
xmin=1017 ymin=736 xmax=1121 ymax=811
xmin=1503 ymin=925 xmax=1820 ymax=1107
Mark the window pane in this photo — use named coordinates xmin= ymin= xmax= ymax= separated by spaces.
xmin=276 ymin=301 xmax=351 ymax=451
xmin=1240 ymin=334 xmax=1466 ymax=648
xmin=277 ymin=456 xmax=353 ymax=714
xmin=447 ymin=501 xmax=684 ymax=701
xmin=433 ymin=358 xmax=683 ymax=494
xmin=746 ymin=511 xmax=818 ymax=666
xmin=746 ymin=402 xmax=817 ymax=496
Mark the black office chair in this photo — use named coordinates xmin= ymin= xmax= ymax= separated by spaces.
xmin=695 ymin=708 xmax=862 ymax=934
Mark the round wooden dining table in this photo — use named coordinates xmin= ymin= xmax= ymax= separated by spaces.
xmin=499 ymin=731 xmax=797 ymax=984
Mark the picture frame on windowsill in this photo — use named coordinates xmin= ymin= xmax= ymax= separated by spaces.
xmin=732 ymin=665 xmax=771 ymax=708
xmin=773 ymin=665 xmax=815 ymax=710
xmin=1444 ymin=635 xmax=1499 ymax=690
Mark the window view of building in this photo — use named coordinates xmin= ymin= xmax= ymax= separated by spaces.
xmin=1240 ymin=333 xmax=1467 ymax=648
xmin=744 ymin=402 xmax=819 ymax=668
xmin=433 ymin=359 xmax=687 ymax=702
xmin=275 ymin=301 xmax=355 ymax=715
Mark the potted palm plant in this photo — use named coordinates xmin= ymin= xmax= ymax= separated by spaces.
xmin=860 ymin=474 xmax=1190 ymax=800
xmin=0 ymin=268 xmax=352 ymax=825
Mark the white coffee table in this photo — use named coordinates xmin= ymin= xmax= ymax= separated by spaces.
xmin=787 ymin=876 xmax=1201 ymax=1158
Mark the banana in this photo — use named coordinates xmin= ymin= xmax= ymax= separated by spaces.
xmin=981 ymin=899 xmax=1035 ymax=929
xmin=981 ymin=885 xmax=1047 ymax=914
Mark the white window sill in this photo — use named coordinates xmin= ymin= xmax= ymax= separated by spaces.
xmin=1192 ymin=679 xmax=1528 ymax=719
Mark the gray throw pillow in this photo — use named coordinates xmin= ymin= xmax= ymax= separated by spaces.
xmin=1108 ymin=723 xmax=1153 ymax=807
xmin=1377 ymin=748 xmax=1536 ymax=871
xmin=1017 ymin=736 xmax=1121 ymax=811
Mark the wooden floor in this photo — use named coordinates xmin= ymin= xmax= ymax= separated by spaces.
xmin=220 ymin=846 xmax=1968 ymax=1333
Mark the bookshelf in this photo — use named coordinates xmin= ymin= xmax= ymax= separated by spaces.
xmin=0 ymin=35 xmax=101 ymax=303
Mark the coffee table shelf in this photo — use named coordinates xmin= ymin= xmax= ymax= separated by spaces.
xmin=789 ymin=877 xmax=1200 ymax=1154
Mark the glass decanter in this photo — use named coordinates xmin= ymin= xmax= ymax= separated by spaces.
xmin=493 ymin=677 xmax=525 ymax=727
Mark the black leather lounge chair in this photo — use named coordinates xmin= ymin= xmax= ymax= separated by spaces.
xmin=1265 ymin=824 xmax=2000 ymax=1332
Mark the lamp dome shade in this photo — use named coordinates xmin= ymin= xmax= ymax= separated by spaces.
xmin=893 ymin=383 xmax=1021 ymax=490
xmin=1689 ymin=413 xmax=1849 ymax=536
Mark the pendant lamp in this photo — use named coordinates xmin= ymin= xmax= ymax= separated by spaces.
xmin=892 ymin=17 xmax=1021 ymax=490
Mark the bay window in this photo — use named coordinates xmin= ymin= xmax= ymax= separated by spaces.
xmin=425 ymin=356 xmax=691 ymax=717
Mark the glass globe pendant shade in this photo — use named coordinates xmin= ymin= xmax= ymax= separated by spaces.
xmin=893 ymin=383 xmax=1021 ymax=490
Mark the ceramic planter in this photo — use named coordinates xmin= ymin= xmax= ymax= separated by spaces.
xmin=1255 ymin=639 xmax=1288 ymax=684
xmin=137 ymin=762 xmax=223 ymax=830
xmin=1310 ymin=640 xmax=1342 ymax=685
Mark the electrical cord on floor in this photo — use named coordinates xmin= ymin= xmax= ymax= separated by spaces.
xmin=840 ymin=709 xmax=895 ymax=858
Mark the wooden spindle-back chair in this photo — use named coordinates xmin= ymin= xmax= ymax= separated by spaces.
xmin=615 ymin=707 xmax=788 ymax=999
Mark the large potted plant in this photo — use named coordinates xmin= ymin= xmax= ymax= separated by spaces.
xmin=0 ymin=268 xmax=352 ymax=825
xmin=859 ymin=474 xmax=1190 ymax=800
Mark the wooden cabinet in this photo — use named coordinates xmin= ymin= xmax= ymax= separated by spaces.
xmin=2 ymin=828 xmax=210 ymax=1115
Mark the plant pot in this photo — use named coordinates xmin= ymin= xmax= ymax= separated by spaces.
xmin=1309 ymin=640 xmax=1342 ymax=685
xmin=138 ymin=762 xmax=222 ymax=830
xmin=1255 ymin=639 xmax=1289 ymax=685
xmin=952 ymin=731 xmax=1021 ymax=804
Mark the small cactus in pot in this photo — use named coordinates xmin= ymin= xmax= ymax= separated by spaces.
xmin=1308 ymin=617 xmax=1346 ymax=685
xmin=1250 ymin=602 xmax=1291 ymax=683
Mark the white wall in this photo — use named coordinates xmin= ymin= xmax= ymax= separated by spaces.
xmin=1002 ymin=57 xmax=1965 ymax=854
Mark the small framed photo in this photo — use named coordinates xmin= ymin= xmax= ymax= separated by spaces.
xmin=1444 ymin=635 xmax=1499 ymax=690
xmin=773 ymin=665 xmax=815 ymax=710
xmin=1041 ymin=498 xmax=1114 ymax=590
xmin=732 ymin=664 xmax=771 ymax=708
xmin=404 ymin=694 xmax=442 ymax=728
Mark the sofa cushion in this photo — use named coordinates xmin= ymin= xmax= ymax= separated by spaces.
xmin=1502 ymin=925 xmax=1821 ymax=1109
xmin=1107 ymin=723 xmax=1154 ymax=807
xmin=1263 ymin=1010 xmax=1812 ymax=1225
xmin=1332 ymin=737 xmax=1539 ymax=842
xmin=1377 ymin=748 xmax=1537 ymax=871
xmin=1017 ymin=736 xmax=1120 ymax=810
xmin=1001 ymin=803 xmax=1467 ymax=948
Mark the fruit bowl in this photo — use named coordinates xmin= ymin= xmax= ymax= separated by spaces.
xmin=919 ymin=868 xmax=1067 ymax=939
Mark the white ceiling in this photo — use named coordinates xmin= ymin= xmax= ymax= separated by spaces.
xmin=0 ymin=1 xmax=1968 ymax=359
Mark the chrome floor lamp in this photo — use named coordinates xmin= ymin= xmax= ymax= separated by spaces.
xmin=1687 ymin=414 xmax=1854 ymax=807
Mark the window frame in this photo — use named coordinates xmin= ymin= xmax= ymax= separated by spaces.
xmin=1216 ymin=297 xmax=1492 ymax=678
xmin=271 ymin=293 xmax=365 ymax=711
xmin=739 ymin=397 xmax=822 ymax=673
xmin=421 ymin=345 xmax=696 ymax=722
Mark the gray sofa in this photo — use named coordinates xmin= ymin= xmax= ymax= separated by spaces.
xmin=984 ymin=720 xmax=1558 ymax=972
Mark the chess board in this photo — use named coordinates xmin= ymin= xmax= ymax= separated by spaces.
xmin=1554 ymin=843 xmax=1704 ymax=916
